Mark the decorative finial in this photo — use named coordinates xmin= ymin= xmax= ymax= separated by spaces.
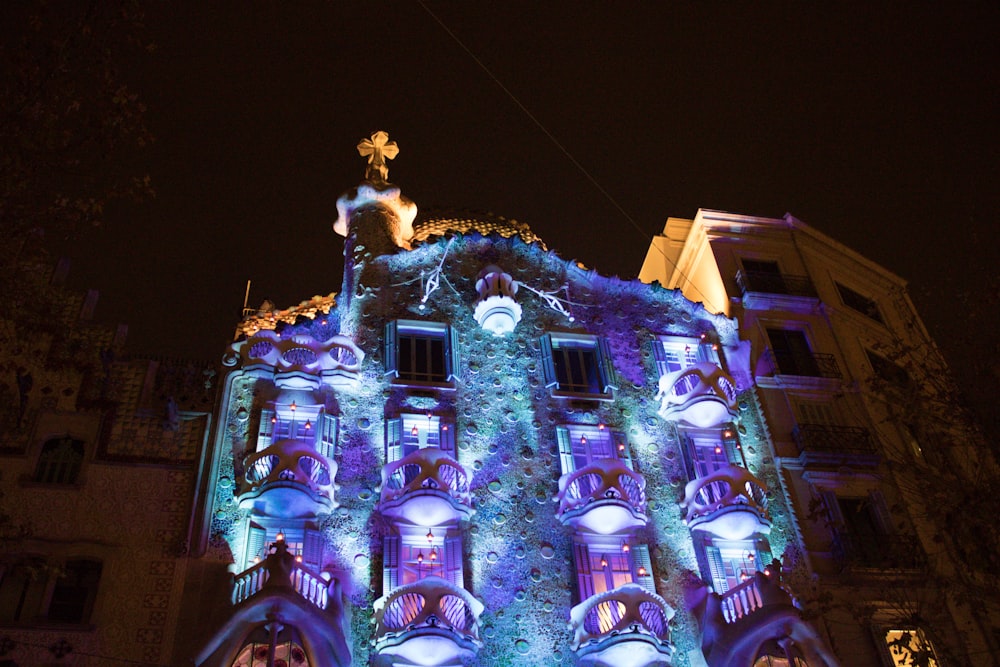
xmin=357 ymin=131 xmax=399 ymax=184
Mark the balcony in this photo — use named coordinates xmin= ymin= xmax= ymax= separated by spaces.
xmin=569 ymin=583 xmax=675 ymax=667
xmin=833 ymin=533 xmax=927 ymax=573
xmin=380 ymin=448 xmax=474 ymax=526
xmin=373 ymin=575 xmax=484 ymax=667
xmin=556 ymin=459 xmax=648 ymax=535
xmin=238 ymin=440 xmax=337 ymax=517
xmin=765 ymin=348 xmax=841 ymax=381
xmin=232 ymin=541 xmax=331 ymax=611
xmin=793 ymin=424 xmax=880 ymax=468
xmin=702 ymin=569 xmax=840 ymax=667
xmin=736 ymin=270 xmax=818 ymax=312
xmin=655 ymin=362 xmax=739 ymax=428
xmin=680 ymin=464 xmax=770 ymax=540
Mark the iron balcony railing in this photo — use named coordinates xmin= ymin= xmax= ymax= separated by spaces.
xmin=832 ymin=533 xmax=927 ymax=572
xmin=736 ymin=270 xmax=817 ymax=298
xmin=767 ymin=349 xmax=842 ymax=379
xmin=793 ymin=424 xmax=877 ymax=457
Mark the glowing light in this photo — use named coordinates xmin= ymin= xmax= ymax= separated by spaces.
xmin=253 ymin=556 xmax=260 ymax=564
xmin=411 ymin=425 xmax=420 ymax=437
xmin=442 ymin=424 xmax=448 ymax=431
xmin=618 ymin=442 xmax=626 ymax=452
xmin=276 ymin=530 xmax=285 ymax=542
xmin=715 ymin=446 xmax=722 ymax=454
xmin=271 ymin=415 xmax=277 ymax=424
xmin=700 ymin=333 xmax=707 ymax=341
xmin=712 ymin=343 xmax=719 ymax=351
xmin=597 ymin=423 xmax=605 ymax=431
xmin=426 ymin=529 xmax=434 ymax=543
xmin=304 ymin=420 xmax=312 ymax=430
xmin=580 ymin=435 xmax=588 ymax=445
xmin=296 ymin=555 xmax=303 ymax=563
xmin=290 ymin=402 xmax=296 ymax=412
xmin=600 ymin=555 xmax=608 ymax=568
xmin=430 ymin=547 xmax=438 ymax=561
xmin=417 ymin=551 xmax=424 ymax=564
xmin=638 ymin=566 xmax=647 ymax=576
xmin=621 ymin=541 xmax=630 ymax=553
xmin=723 ymin=429 xmax=733 ymax=438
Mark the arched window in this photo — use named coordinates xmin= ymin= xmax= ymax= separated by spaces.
xmin=753 ymin=639 xmax=809 ymax=666
xmin=231 ymin=631 xmax=310 ymax=667
xmin=34 ymin=436 xmax=84 ymax=484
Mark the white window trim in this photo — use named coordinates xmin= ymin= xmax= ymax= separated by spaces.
xmin=385 ymin=320 xmax=460 ymax=387
xmin=540 ymin=332 xmax=617 ymax=400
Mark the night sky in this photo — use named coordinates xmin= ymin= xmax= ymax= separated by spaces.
xmin=51 ymin=4 xmax=998 ymax=423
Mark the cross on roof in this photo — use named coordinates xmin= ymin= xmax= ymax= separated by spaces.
xmin=357 ymin=131 xmax=399 ymax=184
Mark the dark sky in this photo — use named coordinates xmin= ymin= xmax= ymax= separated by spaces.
xmin=55 ymin=3 xmax=998 ymax=421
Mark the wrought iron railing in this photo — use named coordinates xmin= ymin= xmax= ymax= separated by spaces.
xmin=736 ymin=270 xmax=817 ymax=298
xmin=569 ymin=583 xmax=674 ymax=651
xmin=557 ymin=458 xmax=648 ymax=518
xmin=768 ymin=349 xmax=842 ymax=379
xmin=793 ymin=424 xmax=877 ymax=456
xmin=832 ymin=533 xmax=927 ymax=572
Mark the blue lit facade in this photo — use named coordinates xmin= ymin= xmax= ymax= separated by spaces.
xmin=184 ymin=140 xmax=839 ymax=667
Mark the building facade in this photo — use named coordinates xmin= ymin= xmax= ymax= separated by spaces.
xmin=3 ymin=137 xmax=995 ymax=666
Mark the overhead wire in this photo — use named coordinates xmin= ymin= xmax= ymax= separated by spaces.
xmin=414 ymin=0 xmax=723 ymax=315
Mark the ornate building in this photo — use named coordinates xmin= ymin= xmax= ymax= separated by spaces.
xmin=2 ymin=135 xmax=994 ymax=666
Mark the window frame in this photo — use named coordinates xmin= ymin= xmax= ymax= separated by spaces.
xmin=385 ymin=320 xmax=460 ymax=387
xmin=385 ymin=413 xmax=457 ymax=464
xmin=540 ymin=332 xmax=617 ymax=400
xmin=32 ymin=435 xmax=85 ymax=486
xmin=573 ymin=537 xmax=655 ymax=603
xmin=835 ymin=281 xmax=885 ymax=325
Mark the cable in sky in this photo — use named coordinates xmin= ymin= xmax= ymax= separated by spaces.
xmin=414 ymin=0 xmax=722 ymax=314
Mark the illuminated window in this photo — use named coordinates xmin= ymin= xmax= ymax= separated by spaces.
xmin=884 ymin=628 xmax=938 ymax=667
xmin=383 ymin=531 xmax=463 ymax=593
xmin=46 ymin=559 xmax=102 ymax=624
xmin=652 ymin=335 xmax=719 ymax=378
xmin=540 ymin=333 xmax=617 ymax=398
xmin=752 ymin=639 xmax=809 ymax=666
xmin=232 ymin=633 xmax=310 ymax=667
xmin=243 ymin=524 xmax=323 ymax=570
xmin=385 ymin=413 xmax=456 ymax=463
xmin=836 ymin=282 xmax=884 ymax=324
xmin=385 ymin=320 xmax=459 ymax=385
xmin=555 ymin=424 xmax=631 ymax=476
xmin=573 ymin=538 xmax=654 ymax=601
xmin=33 ymin=436 xmax=84 ymax=485
xmin=700 ymin=538 xmax=764 ymax=593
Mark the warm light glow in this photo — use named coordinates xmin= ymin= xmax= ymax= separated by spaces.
xmin=426 ymin=529 xmax=434 ymax=543
xmin=276 ymin=530 xmax=285 ymax=542
xmin=723 ymin=429 xmax=733 ymax=438
xmin=304 ymin=420 xmax=312 ymax=430
xmin=638 ymin=566 xmax=647 ymax=576
xmin=271 ymin=415 xmax=277 ymax=424
xmin=411 ymin=425 xmax=419 ymax=437
xmin=430 ymin=547 xmax=438 ymax=561
xmin=416 ymin=551 xmax=424 ymax=564
xmin=442 ymin=424 xmax=448 ymax=431
xmin=597 ymin=423 xmax=605 ymax=431
xmin=715 ymin=446 xmax=722 ymax=454
xmin=290 ymin=402 xmax=297 ymax=412
xmin=618 ymin=442 xmax=626 ymax=451
xmin=621 ymin=541 xmax=630 ymax=553
xmin=600 ymin=555 xmax=609 ymax=568
xmin=253 ymin=556 xmax=260 ymax=564
xmin=296 ymin=555 xmax=303 ymax=563
xmin=581 ymin=435 xmax=588 ymax=445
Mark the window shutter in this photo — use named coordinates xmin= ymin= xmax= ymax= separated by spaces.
xmin=868 ymin=490 xmax=896 ymax=535
xmin=383 ymin=535 xmax=399 ymax=594
xmin=318 ymin=413 xmax=337 ymax=460
xmin=447 ymin=326 xmax=461 ymax=382
xmin=630 ymin=544 xmax=656 ymax=594
xmin=612 ymin=430 xmax=633 ymax=470
xmin=385 ymin=418 xmax=403 ymax=464
xmin=723 ymin=428 xmax=742 ymax=466
xmin=245 ymin=524 xmax=266 ymax=568
xmin=556 ymin=426 xmax=574 ymax=475
xmin=705 ymin=545 xmax=728 ymax=593
xmin=303 ymin=530 xmax=324 ymax=569
xmin=539 ymin=335 xmax=557 ymax=388
xmin=445 ymin=536 xmax=463 ymax=588
xmin=679 ymin=434 xmax=698 ymax=482
xmin=439 ymin=421 xmax=456 ymax=457
xmin=384 ymin=321 xmax=398 ymax=377
xmin=596 ymin=337 xmax=618 ymax=392
xmin=574 ymin=542 xmax=594 ymax=602
xmin=258 ymin=409 xmax=274 ymax=451
xmin=650 ymin=339 xmax=668 ymax=377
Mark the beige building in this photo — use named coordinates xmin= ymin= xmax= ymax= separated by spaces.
xmin=640 ymin=209 xmax=1000 ymax=665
